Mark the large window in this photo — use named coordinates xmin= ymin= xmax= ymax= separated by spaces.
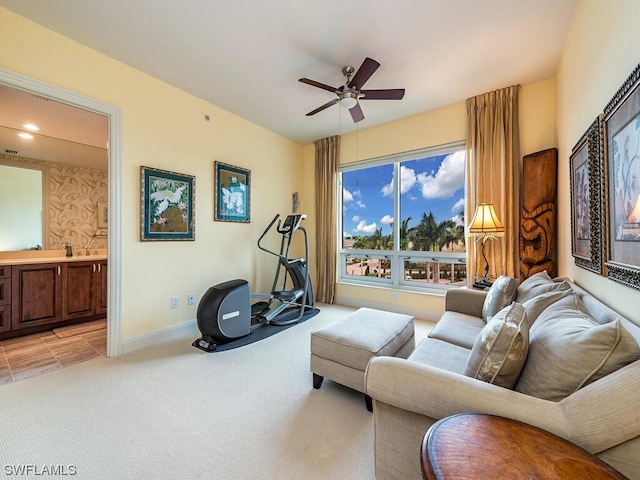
xmin=339 ymin=142 xmax=467 ymax=289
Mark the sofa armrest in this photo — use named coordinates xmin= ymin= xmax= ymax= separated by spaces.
xmin=365 ymin=356 xmax=640 ymax=454
xmin=365 ymin=357 xmax=566 ymax=435
xmin=444 ymin=287 xmax=487 ymax=317
xmin=558 ymin=360 xmax=640 ymax=453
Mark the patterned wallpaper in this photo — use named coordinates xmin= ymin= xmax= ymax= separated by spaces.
xmin=0 ymin=154 xmax=108 ymax=251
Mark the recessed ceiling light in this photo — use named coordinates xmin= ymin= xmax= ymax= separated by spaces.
xmin=18 ymin=132 xmax=34 ymax=139
xmin=22 ymin=123 xmax=39 ymax=131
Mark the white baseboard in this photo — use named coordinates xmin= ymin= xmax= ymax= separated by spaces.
xmin=122 ymin=319 xmax=200 ymax=355
xmin=334 ymin=296 xmax=441 ymax=322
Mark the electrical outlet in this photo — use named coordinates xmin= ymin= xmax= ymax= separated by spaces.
xmin=188 ymin=294 xmax=195 ymax=305
xmin=171 ymin=297 xmax=179 ymax=308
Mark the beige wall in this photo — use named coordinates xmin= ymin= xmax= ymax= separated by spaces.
xmin=303 ymin=82 xmax=555 ymax=319
xmin=0 ymin=8 xmax=304 ymax=339
xmin=3 ymin=0 xmax=638 ymax=336
xmin=555 ymin=0 xmax=640 ymax=321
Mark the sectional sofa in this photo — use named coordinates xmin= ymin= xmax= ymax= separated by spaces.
xmin=365 ymin=272 xmax=640 ymax=480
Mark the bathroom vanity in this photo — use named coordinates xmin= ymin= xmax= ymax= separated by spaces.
xmin=0 ymin=254 xmax=107 ymax=339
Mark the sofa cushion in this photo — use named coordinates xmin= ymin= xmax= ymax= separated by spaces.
xmin=464 ymin=302 xmax=529 ymax=388
xmin=428 ymin=311 xmax=486 ymax=350
xmin=482 ymin=275 xmax=519 ymax=321
xmin=521 ymin=281 xmax=572 ymax=328
xmin=408 ymin=337 xmax=471 ymax=375
xmin=515 ymin=270 xmax=558 ymax=303
xmin=515 ymin=295 xmax=640 ymax=401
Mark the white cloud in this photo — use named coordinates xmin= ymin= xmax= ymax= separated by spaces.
xmin=355 ymin=200 xmax=366 ymax=209
xmin=353 ymin=220 xmax=377 ymax=234
xmin=450 ymin=214 xmax=465 ymax=227
xmin=381 ymin=214 xmax=394 ymax=225
xmin=451 ymin=197 xmax=465 ymax=213
xmin=382 ymin=165 xmax=417 ymax=196
xmin=417 ymin=150 xmax=465 ymax=199
xmin=352 ymin=215 xmax=361 ymax=222
xmin=343 ymin=188 xmax=354 ymax=202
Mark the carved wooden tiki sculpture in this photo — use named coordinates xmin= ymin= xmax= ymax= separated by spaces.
xmin=520 ymin=148 xmax=558 ymax=280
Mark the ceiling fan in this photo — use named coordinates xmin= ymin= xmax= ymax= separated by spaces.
xmin=299 ymin=57 xmax=405 ymax=123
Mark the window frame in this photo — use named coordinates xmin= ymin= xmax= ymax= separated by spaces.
xmin=338 ymin=140 xmax=467 ymax=292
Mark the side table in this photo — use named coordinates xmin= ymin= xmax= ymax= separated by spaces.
xmin=420 ymin=413 xmax=628 ymax=479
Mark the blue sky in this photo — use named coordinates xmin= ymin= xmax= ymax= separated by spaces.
xmin=342 ymin=150 xmax=466 ymax=237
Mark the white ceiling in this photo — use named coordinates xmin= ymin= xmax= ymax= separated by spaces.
xmin=0 ymin=0 xmax=578 ymax=146
xmin=0 ymin=84 xmax=108 ymax=169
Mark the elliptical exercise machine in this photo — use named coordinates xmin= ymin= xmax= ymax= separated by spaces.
xmin=193 ymin=213 xmax=314 ymax=352
xmin=250 ymin=213 xmax=314 ymax=326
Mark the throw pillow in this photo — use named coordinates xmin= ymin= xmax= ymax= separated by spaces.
xmin=515 ymin=294 xmax=640 ymax=401
xmin=464 ymin=302 xmax=529 ymax=389
xmin=481 ymin=275 xmax=519 ymax=321
xmin=521 ymin=281 xmax=572 ymax=329
xmin=516 ymin=270 xmax=564 ymax=304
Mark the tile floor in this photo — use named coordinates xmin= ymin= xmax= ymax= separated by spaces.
xmin=0 ymin=320 xmax=106 ymax=385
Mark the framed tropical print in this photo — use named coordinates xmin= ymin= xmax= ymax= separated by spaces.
xmin=603 ymin=62 xmax=640 ymax=289
xmin=140 ymin=166 xmax=195 ymax=241
xmin=214 ymin=161 xmax=250 ymax=223
xmin=569 ymin=115 xmax=604 ymax=274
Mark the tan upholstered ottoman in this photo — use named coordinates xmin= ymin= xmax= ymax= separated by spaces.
xmin=310 ymin=307 xmax=415 ymax=411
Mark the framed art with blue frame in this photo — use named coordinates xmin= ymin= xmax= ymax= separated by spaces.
xmin=140 ymin=166 xmax=195 ymax=241
xmin=214 ymin=161 xmax=250 ymax=223
xmin=603 ymin=62 xmax=640 ymax=289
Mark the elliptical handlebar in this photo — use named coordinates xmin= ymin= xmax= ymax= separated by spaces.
xmin=257 ymin=214 xmax=281 ymax=257
xmin=257 ymin=214 xmax=307 ymax=258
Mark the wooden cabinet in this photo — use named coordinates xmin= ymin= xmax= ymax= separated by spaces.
xmin=96 ymin=260 xmax=108 ymax=315
xmin=64 ymin=261 xmax=96 ymax=320
xmin=4 ymin=259 xmax=107 ymax=336
xmin=0 ymin=265 xmax=11 ymax=333
xmin=63 ymin=260 xmax=107 ymax=319
xmin=11 ymin=262 xmax=63 ymax=330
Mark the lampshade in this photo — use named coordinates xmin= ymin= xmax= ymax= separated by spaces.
xmin=339 ymin=92 xmax=358 ymax=109
xmin=469 ymin=203 xmax=505 ymax=237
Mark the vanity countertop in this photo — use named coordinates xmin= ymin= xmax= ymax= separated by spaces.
xmin=0 ymin=255 xmax=107 ymax=266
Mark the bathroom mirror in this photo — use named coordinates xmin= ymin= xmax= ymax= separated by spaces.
xmin=0 ymin=161 xmax=45 ymax=251
xmin=0 ymin=83 xmax=108 ymax=253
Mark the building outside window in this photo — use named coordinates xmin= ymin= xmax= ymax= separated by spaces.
xmin=339 ymin=141 xmax=467 ymax=290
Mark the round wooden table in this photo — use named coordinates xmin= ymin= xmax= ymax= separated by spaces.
xmin=420 ymin=414 xmax=628 ymax=480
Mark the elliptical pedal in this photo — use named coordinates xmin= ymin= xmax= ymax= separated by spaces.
xmin=192 ymin=336 xmax=217 ymax=352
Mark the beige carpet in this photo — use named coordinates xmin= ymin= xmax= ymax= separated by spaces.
xmin=0 ymin=304 xmax=431 ymax=479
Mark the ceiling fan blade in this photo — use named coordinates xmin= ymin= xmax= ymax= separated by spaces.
xmin=299 ymin=78 xmax=338 ymax=93
xmin=306 ymin=98 xmax=339 ymax=116
xmin=349 ymin=103 xmax=365 ymax=123
xmin=360 ymin=89 xmax=405 ymax=100
xmin=348 ymin=57 xmax=380 ymax=90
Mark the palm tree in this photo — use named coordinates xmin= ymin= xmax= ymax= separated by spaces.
xmin=371 ymin=228 xmax=384 ymax=250
xmin=437 ymin=219 xmax=459 ymax=251
xmin=409 ymin=212 xmax=439 ymax=251
xmin=399 ymin=217 xmax=412 ymax=250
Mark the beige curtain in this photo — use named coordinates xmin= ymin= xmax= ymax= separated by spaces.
xmin=466 ymin=85 xmax=520 ymax=281
xmin=314 ymin=135 xmax=340 ymax=304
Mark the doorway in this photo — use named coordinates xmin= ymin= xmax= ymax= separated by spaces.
xmin=0 ymin=67 xmax=122 ymax=357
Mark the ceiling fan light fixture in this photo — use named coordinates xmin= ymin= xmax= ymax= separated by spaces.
xmin=339 ymin=92 xmax=358 ymax=109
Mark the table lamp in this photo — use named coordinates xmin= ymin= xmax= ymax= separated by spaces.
xmin=469 ymin=202 xmax=505 ymax=289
